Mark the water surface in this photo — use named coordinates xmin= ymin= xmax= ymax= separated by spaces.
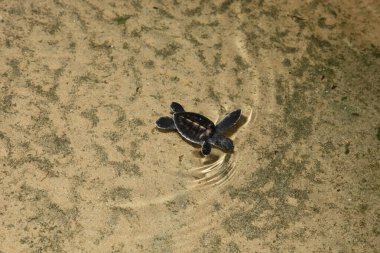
xmin=0 ymin=1 xmax=379 ymax=252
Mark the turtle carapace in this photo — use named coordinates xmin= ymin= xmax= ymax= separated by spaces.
xmin=155 ymin=102 xmax=241 ymax=156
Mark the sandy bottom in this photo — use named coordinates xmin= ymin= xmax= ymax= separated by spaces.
xmin=0 ymin=0 xmax=379 ymax=252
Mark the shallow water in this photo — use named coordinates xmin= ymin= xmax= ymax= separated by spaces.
xmin=0 ymin=1 xmax=379 ymax=252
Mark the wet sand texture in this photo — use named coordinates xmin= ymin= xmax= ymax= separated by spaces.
xmin=0 ymin=1 xmax=379 ymax=252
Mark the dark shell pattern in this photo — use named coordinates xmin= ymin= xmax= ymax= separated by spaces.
xmin=156 ymin=102 xmax=241 ymax=156
xmin=174 ymin=112 xmax=215 ymax=144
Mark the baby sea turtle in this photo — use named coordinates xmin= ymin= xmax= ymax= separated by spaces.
xmin=155 ymin=102 xmax=241 ymax=156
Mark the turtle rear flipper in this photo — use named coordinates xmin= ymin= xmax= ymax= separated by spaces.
xmin=215 ymin=109 xmax=241 ymax=133
xmin=210 ymin=134 xmax=234 ymax=152
xmin=170 ymin=102 xmax=185 ymax=113
xmin=201 ymin=141 xmax=212 ymax=156
xmin=156 ymin=116 xmax=176 ymax=130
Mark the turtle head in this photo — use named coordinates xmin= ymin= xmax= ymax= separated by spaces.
xmin=210 ymin=135 xmax=234 ymax=152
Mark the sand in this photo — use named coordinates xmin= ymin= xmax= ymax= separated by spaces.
xmin=0 ymin=1 xmax=379 ymax=252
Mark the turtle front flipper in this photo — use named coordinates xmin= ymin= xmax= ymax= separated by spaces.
xmin=201 ymin=141 xmax=212 ymax=156
xmin=156 ymin=116 xmax=176 ymax=130
xmin=215 ymin=109 xmax=241 ymax=134
xmin=210 ymin=134 xmax=234 ymax=152
xmin=170 ymin=102 xmax=185 ymax=113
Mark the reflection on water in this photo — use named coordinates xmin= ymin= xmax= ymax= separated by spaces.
xmin=190 ymin=153 xmax=234 ymax=189
xmin=190 ymin=107 xmax=253 ymax=190
xmin=110 ymin=107 xmax=253 ymax=212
